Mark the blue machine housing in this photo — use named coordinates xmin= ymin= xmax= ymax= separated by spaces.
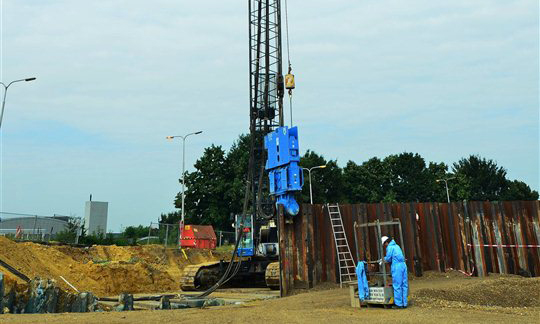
xmin=236 ymin=214 xmax=255 ymax=257
xmin=264 ymin=126 xmax=304 ymax=216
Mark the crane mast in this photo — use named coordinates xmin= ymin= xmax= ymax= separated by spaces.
xmin=179 ymin=0 xmax=300 ymax=294
xmin=248 ymin=0 xmax=285 ymax=220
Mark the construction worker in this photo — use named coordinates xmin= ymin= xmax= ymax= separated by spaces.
xmin=382 ymin=235 xmax=408 ymax=309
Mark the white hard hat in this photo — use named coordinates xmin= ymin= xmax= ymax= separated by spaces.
xmin=381 ymin=236 xmax=389 ymax=245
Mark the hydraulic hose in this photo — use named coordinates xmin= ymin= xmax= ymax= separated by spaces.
xmin=192 ymin=177 xmax=252 ymax=298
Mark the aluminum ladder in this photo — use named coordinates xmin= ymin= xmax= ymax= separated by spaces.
xmin=327 ymin=203 xmax=357 ymax=287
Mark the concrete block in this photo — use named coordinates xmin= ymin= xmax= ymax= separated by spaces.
xmin=170 ymin=302 xmax=190 ymax=309
xmin=78 ymin=292 xmax=97 ymax=312
xmin=160 ymin=296 xmax=171 ymax=310
xmin=117 ymin=293 xmax=134 ymax=311
xmin=71 ymin=292 xmax=88 ymax=313
xmin=25 ymin=278 xmax=59 ymax=313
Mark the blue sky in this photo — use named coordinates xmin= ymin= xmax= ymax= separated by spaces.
xmin=0 ymin=0 xmax=538 ymax=231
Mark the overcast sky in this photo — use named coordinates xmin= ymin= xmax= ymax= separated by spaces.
xmin=0 ymin=0 xmax=538 ymax=232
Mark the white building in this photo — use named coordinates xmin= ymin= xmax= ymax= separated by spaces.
xmin=84 ymin=201 xmax=108 ymax=235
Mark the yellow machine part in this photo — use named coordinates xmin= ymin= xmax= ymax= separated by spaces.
xmin=265 ymin=261 xmax=280 ymax=290
xmin=285 ymin=73 xmax=295 ymax=90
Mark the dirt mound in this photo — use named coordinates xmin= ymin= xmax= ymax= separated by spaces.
xmin=0 ymin=237 xmax=222 ymax=296
xmin=90 ymin=245 xmax=135 ymax=262
xmin=414 ymin=277 xmax=540 ymax=308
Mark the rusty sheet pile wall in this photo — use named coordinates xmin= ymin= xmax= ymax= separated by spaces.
xmin=279 ymin=201 xmax=540 ymax=291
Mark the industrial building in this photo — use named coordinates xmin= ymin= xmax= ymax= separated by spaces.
xmin=0 ymin=215 xmax=70 ymax=236
xmin=84 ymin=200 xmax=108 ymax=235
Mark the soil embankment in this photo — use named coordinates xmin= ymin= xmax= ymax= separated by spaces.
xmin=0 ymin=237 xmax=221 ymax=296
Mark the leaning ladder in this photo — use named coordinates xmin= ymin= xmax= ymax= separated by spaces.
xmin=327 ymin=203 xmax=357 ymax=287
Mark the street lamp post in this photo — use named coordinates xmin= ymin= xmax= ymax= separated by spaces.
xmin=166 ymin=131 xmax=202 ymax=245
xmin=0 ymin=77 xmax=36 ymax=129
xmin=304 ymin=165 xmax=327 ymax=204
xmin=436 ymin=177 xmax=456 ymax=203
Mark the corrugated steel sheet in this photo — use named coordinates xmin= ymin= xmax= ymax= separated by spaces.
xmin=278 ymin=201 xmax=540 ymax=295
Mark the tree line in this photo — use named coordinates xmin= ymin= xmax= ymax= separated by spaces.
xmin=160 ymin=134 xmax=538 ymax=230
xmin=55 ymin=221 xmax=175 ymax=246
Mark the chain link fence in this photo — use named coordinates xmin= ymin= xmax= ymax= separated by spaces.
xmin=0 ymin=228 xmax=54 ymax=242
xmin=142 ymin=222 xmax=180 ymax=247
xmin=216 ymin=230 xmax=235 ymax=246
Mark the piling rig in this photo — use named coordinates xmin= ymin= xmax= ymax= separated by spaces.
xmin=179 ymin=0 xmax=302 ymax=294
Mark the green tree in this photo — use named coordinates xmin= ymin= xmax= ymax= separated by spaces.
xmin=160 ymin=211 xmax=181 ymax=224
xmin=427 ymin=162 xmax=450 ymax=202
xmin=300 ymin=150 xmax=344 ymax=204
xmin=343 ymin=154 xmax=450 ymax=203
xmin=170 ymin=135 xmax=251 ymax=230
xmin=54 ymin=218 xmax=80 ymax=243
xmin=502 ymin=180 xmax=539 ymax=200
xmin=123 ymin=225 xmax=150 ymax=240
xmin=224 ymin=134 xmax=251 ymax=215
xmin=178 ymin=144 xmax=231 ymax=230
xmin=343 ymin=157 xmax=390 ymax=203
xmin=384 ymin=153 xmax=450 ymax=202
xmin=384 ymin=153 xmax=429 ymax=202
xmin=452 ymin=155 xmax=508 ymax=201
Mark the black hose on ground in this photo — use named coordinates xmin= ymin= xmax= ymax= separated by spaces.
xmin=191 ymin=177 xmax=252 ymax=299
xmin=192 ymin=225 xmax=245 ymax=298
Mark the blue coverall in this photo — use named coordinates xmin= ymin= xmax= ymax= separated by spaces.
xmin=384 ymin=239 xmax=408 ymax=307
xmin=355 ymin=261 xmax=369 ymax=301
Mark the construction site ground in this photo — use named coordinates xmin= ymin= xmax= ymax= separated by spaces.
xmin=1 ymin=237 xmax=539 ymax=323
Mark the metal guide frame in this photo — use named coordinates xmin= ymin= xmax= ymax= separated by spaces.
xmin=354 ymin=218 xmax=405 ymax=286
